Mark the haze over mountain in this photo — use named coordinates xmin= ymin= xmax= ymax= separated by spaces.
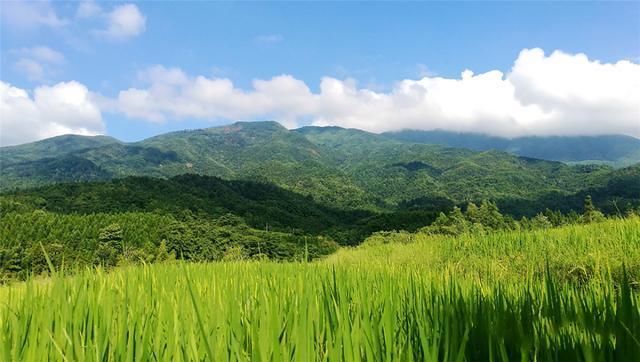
xmin=2 ymin=121 xmax=638 ymax=216
xmin=384 ymin=130 xmax=640 ymax=167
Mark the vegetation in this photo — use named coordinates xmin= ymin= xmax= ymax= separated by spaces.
xmin=1 ymin=167 xmax=637 ymax=283
xmin=331 ymin=215 xmax=640 ymax=285
xmin=1 ymin=217 xmax=639 ymax=360
xmin=2 ymin=122 xmax=638 ymax=213
xmin=384 ymin=129 xmax=640 ymax=167
xmin=1 ymin=174 xmax=367 ymax=235
xmin=0 ymin=174 xmax=443 ymax=258
xmin=1 ymin=121 xmax=639 ymax=359
xmin=0 ymin=209 xmax=341 ymax=282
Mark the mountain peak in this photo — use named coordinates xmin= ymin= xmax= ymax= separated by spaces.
xmin=220 ymin=120 xmax=287 ymax=132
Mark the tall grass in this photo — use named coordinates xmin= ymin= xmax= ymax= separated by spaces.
xmin=328 ymin=217 xmax=640 ymax=284
xmin=1 ymin=218 xmax=639 ymax=361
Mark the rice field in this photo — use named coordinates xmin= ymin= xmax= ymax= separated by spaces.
xmin=1 ymin=218 xmax=639 ymax=361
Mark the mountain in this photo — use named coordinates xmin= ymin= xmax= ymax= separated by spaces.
xmin=0 ymin=134 xmax=120 ymax=163
xmin=295 ymin=126 xmax=617 ymax=208
xmin=1 ymin=174 xmax=445 ymax=245
xmin=2 ymin=174 xmax=362 ymax=235
xmin=1 ymin=121 xmax=638 ymax=215
xmin=384 ymin=130 xmax=640 ymax=167
xmin=0 ymin=135 xmax=121 ymax=190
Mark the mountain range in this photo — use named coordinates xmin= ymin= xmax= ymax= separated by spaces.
xmin=384 ymin=130 xmax=640 ymax=167
xmin=1 ymin=121 xmax=639 ymax=216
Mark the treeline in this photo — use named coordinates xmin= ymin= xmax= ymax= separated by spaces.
xmin=421 ymin=196 xmax=615 ymax=236
xmin=2 ymin=172 xmax=637 ymax=282
xmin=0 ymin=174 xmax=443 ymax=245
xmin=361 ymin=196 xmax=634 ymax=250
xmin=496 ymin=164 xmax=640 ymax=217
xmin=0 ymin=209 xmax=338 ymax=282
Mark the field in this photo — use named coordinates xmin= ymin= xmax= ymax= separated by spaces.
xmin=1 ymin=218 xmax=639 ymax=361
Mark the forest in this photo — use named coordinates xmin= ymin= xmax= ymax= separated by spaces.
xmin=1 ymin=122 xmax=639 ymax=360
xmin=0 ymin=169 xmax=635 ymax=282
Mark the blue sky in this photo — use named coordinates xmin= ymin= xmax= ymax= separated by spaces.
xmin=1 ymin=1 xmax=639 ymax=145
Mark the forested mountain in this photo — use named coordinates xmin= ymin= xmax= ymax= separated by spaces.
xmin=384 ymin=130 xmax=640 ymax=167
xmin=1 ymin=121 xmax=638 ymax=214
xmin=0 ymin=175 xmax=443 ymax=246
xmin=2 ymin=123 xmax=640 ymax=279
xmin=0 ymin=134 xmax=121 ymax=163
xmin=3 ymin=175 xmax=364 ymax=236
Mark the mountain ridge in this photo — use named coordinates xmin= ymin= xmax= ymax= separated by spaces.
xmin=383 ymin=129 xmax=640 ymax=167
xmin=1 ymin=121 xmax=638 ymax=214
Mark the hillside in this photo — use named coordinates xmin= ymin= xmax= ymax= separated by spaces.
xmin=0 ymin=134 xmax=121 ymax=163
xmin=1 ymin=122 xmax=638 ymax=214
xmin=3 ymin=174 xmax=357 ymax=233
xmin=384 ymin=130 xmax=640 ymax=167
xmin=3 ymin=218 xmax=639 ymax=360
xmin=328 ymin=217 xmax=640 ymax=282
xmin=295 ymin=126 xmax=624 ymax=211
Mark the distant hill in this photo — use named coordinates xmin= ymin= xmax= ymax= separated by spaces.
xmin=1 ymin=121 xmax=638 ymax=215
xmin=0 ymin=134 xmax=120 ymax=163
xmin=1 ymin=174 xmax=445 ymax=245
xmin=3 ymin=174 xmax=362 ymax=235
xmin=384 ymin=130 xmax=640 ymax=167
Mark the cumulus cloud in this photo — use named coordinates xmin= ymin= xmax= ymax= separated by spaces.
xmin=73 ymin=1 xmax=146 ymax=40
xmin=115 ymin=65 xmax=316 ymax=127
xmin=0 ymin=0 xmax=67 ymax=29
xmin=1 ymin=1 xmax=145 ymax=44
xmin=95 ymin=3 xmax=146 ymax=40
xmin=8 ymin=49 xmax=633 ymax=145
xmin=0 ymin=81 xmax=104 ymax=146
xmin=109 ymin=49 xmax=640 ymax=137
xmin=508 ymin=49 xmax=640 ymax=136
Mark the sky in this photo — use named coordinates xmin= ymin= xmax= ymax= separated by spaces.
xmin=1 ymin=1 xmax=639 ymax=146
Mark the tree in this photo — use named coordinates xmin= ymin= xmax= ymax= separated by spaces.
xmin=155 ymin=240 xmax=175 ymax=262
xmin=530 ymin=213 xmax=552 ymax=229
xmin=222 ymin=245 xmax=246 ymax=262
xmin=422 ymin=207 xmax=470 ymax=235
xmin=581 ymin=195 xmax=605 ymax=224
xmin=543 ymin=208 xmax=565 ymax=227
xmin=26 ymin=242 xmax=65 ymax=275
xmin=477 ymin=200 xmax=507 ymax=230
xmin=465 ymin=202 xmax=481 ymax=225
xmin=0 ymin=246 xmax=24 ymax=282
xmin=96 ymin=223 xmax=123 ymax=267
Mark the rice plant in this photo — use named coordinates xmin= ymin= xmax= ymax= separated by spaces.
xmin=1 ymin=218 xmax=639 ymax=361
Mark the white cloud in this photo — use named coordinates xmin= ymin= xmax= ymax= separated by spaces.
xmin=13 ymin=46 xmax=66 ymax=64
xmin=0 ymin=0 xmax=67 ymax=29
xmin=0 ymin=81 xmax=104 ymax=146
xmin=10 ymin=46 xmax=65 ymax=82
xmin=14 ymin=59 xmax=45 ymax=82
xmin=115 ymin=66 xmax=315 ymax=126
xmin=3 ymin=48 xmax=636 ymax=147
xmin=76 ymin=0 xmax=102 ymax=19
xmin=96 ymin=3 xmax=146 ymax=40
xmin=508 ymin=49 xmax=640 ymax=136
xmin=109 ymin=49 xmax=640 ymax=137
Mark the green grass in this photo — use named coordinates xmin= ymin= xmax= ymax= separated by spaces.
xmin=327 ymin=217 xmax=640 ymax=284
xmin=1 ymin=218 xmax=639 ymax=361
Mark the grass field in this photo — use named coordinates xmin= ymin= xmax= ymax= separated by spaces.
xmin=328 ymin=217 xmax=640 ymax=284
xmin=2 ymin=218 xmax=639 ymax=361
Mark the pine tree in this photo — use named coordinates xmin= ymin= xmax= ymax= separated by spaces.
xmin=531 ymin=213 xmax=553 ymax=229
xmin=581 ymin=195 xmax=605 ymax=224
xmin=97 ymin=224 xmax=124 ymax=267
